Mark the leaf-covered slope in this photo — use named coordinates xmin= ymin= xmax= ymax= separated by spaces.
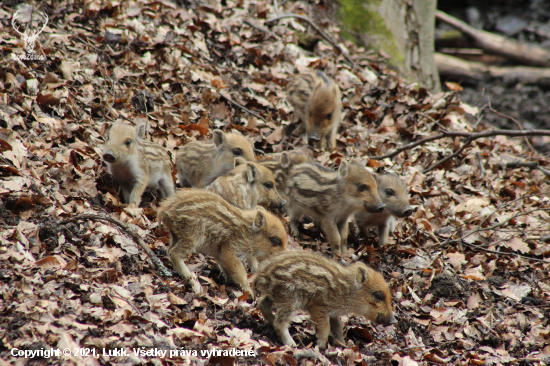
xmin=0 ymin=1 xmax=549 ymax=365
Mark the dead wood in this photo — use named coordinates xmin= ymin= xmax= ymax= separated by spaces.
xmin=370 ymin=129 xmax=550 ymax=162
xmin=265 ymin=9 xmax=374 ymax=74
xmin=435 ymin=53 xmax=550 ymax=86
xmin=436 ymin=10 xmax=550 ymax=67
xmin=243 ymin=19 xmax=281 ymax=41
xmin=368 ymin=128 xmax=550 ymax=174
xmin=61 ymin=213 xmax=173 ymax=277
xmin=499 ymin=161 xmax=550 ymax=177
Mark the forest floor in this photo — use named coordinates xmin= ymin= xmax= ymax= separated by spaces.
xmin=0 ymin=0 xmax=549 ymax=365
xmin=437 ymin=0 xmax=550 ymax=154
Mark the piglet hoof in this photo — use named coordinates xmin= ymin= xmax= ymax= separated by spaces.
xmin=333 ymin=339 xmax=346 ymax=348
xmin=317 ymin=339 xmax=328 ymax=350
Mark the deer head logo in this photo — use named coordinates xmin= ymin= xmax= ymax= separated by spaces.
xmin=12 ymin=10 xmax=48 ymax=54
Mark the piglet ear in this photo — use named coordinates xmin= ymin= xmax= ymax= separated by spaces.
xmin=246 ymin=163 xmax=258 ymax=183
xmin=234 ymin=157 xmax=247 ymax=167
xmin=354 ymin=265 xmax=369 ymax=289
xmin=213 ymin=130 xmax=225 ymax=148
xmin=338 ymin=160 xmax=349 ymax=179
xmin=280 ymin=152 xmax=291 ymax=169
xmin=252 ymin=210 xmax=266 ymax=232
xmin=136 ymin=123 xmax=146 ymax=140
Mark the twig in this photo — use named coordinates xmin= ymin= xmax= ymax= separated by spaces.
xmin=459 ymin=240 xmax=550 ymax=264
xmin=501 ymin=161 xmax=539 ymax=169
xmin=500 ymin=161 xmax=550 ymax=177
xmin=219 ymin=93 xmax=267 ymax=123
xmin=537 ymin=167 xmax=550 ymax=177
xmin=424 ymin=139 xmax=472 ymax=173
xmin=487 ymin=101 xmax=538 ymax=155
xmin=368 ymin=129 xmax=550 ymax=169
xmin=109 ymin=293 xmax=143 ymax=316
xmin=61 ymin=213 xmax=172 ymax=277
xmin=265 ymin=12 xmax=372 ymax=73
xmin=475 ymin=152 xmax=485 ymax=178
xmin=243 ymin=20 xmax=281 ymax=40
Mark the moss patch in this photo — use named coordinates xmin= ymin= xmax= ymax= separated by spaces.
xmin=338 ymin=0 xmax=404 ymax=66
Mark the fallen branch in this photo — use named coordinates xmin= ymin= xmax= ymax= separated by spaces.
xmin=459 ymin=240 xmax=550 ymax=264
xmin=499 ymin=161 xmax=550 ymax=177
xmin=424 ymin=139 xmax=472 ymax=173
xmin=243 ymin=19 xmax=281 ymax=40
xmin=436 ymin=10 xmax=550 ymax=67
xmin=61 ymin=213 xmax=172 ymax=277
xmin=487 ymin=102 xmax=538 ymax=155
xmin=266 ymin=9 xmax=373 ymax=73
xmin=435 ymin=53 xmax=550 ymax=86
xmin=109 ymin=292 xmax=143 ymax=316
xmin=219 ymin=92 xmax=267 ymax=123
xmin=370 ymin=129 xmax=550 ymax=165
xmin=475 ymin=152 xmax=485 ymax=178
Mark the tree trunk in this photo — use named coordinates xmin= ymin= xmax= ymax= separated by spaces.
xmin=339 ymin=0 xmax=441 ymax=92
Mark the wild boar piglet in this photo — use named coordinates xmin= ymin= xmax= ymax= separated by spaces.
xmin=258 ymin=151 xmax=313 ymax=204
xmin=286 ymin=70 xmax=342 ymax=151
xmin=206 ymin=157 xmax=286 ymax=210
xmin=286 ymin=160 xmax=385 ymax=254
xmin=176 ymin=129 xmax=255 ymax=188
xmin=254 ymin=251 xmax=396 ymax=349
xmin=355 ymin=173 xmax=414 ymax=246
xmin=102 ymin=122 xmax=174 ymax=206
xmin=159 ymin=189 xmax=287 ymax=294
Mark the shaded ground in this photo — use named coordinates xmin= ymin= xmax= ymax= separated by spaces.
xmin=437 ymin=0 xmax=550 ymax=154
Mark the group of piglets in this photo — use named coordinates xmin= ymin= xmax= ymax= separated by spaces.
xmin=99 ymin=69 xmax=414 ymax=349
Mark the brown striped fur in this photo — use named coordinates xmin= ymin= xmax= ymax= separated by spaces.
xmin=253 ymin=251 xmax=395 ymax=349
xmin=176 ymin=129 xmax=255 ymax=188
xmin=158 ymin=189 xmax=287 ymax=294
xmin=286 ymin=70 xmax=342 ymax=151
xmin=102 ymin=122 xmax=174 ymax=206
xmin=286 ymin=160 xmax=385 ymax=254
xmin=206 ymin=158 xmax=286 ymax=210
xmin=355 ymin=173 xmax=413 ymax=247
xmin=258 ymin=151 xmax=313 ymax=203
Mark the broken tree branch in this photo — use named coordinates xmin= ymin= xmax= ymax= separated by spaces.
xmin=243 ymin=19 xmax=282 ymax=41
xmin=500 ymin=161 xmax=550 ymax=177
xmin=435 ymin=53 xmax=550 ymax=86
xmin=436 ymin=10 xmax=550 ymax=67
xmin=459 ymin=240 xmax=550 ymax=264
xmin=487 ymin=102 xmax=538 ymax=155
xmin=370 ymin=129 xmax=550 ymax=162
xmin=475 ymin=152 xmax=485 ymax=178
xmin=424 ymin=139 xmax=472 ymax=173
xmin=266 ymin=12 xmax=374 ymax=73
xmin=61 ymin=213 xmax=172 ymax=277
xmin=219 ymin=92 xmax=267 ymax=123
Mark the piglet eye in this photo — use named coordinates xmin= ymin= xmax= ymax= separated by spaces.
xmin=326 ymin=112 xmax=333 ymax=120
xmin=264 ymin=182 xmax=274 ymax=189
xmin=385 ymin=189 xmax=395 ymax=196
xmin=233 ymin=148 xmax=243 ymax=156
xmin=269 ymin=236 xmax=282 ymax=247
xmin=373 ymin=291 xmax=385 ymax=302
xmin=357 ymin=183 xmax=369 ymax=192
xmin=124 ymin=139 xmax=132 ymax=147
